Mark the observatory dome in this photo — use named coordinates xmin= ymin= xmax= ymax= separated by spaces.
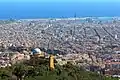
xmin=32 ymin=48 xmax=41 ymax=55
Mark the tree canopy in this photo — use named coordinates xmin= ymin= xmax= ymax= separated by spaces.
xmin=0 ymin=58 xmax=118 ymax=80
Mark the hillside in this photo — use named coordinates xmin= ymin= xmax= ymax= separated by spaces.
xmin=0 ymin=58 xmax=117 ymax=80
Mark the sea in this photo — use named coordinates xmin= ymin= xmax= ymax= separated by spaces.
xmin=0 ymin=2 xmax=120 ymax=19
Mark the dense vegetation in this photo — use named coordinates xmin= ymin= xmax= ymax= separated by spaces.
xmin=0 ymin=58 xmax=118 ymax=80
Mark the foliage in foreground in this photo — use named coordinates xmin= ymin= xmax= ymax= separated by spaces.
xmin=0 ymin=58 xmax=118 ymax=80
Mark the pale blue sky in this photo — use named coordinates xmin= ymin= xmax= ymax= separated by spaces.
xmin=0 ymin=0 xmax=120 ymax=2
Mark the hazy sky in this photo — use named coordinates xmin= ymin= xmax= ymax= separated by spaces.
xmin=0 ymin=0 xmax=120 ymax=2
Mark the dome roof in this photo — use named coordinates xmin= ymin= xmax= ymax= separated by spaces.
xmin=32 ymin=48 xmax=41 ymax=54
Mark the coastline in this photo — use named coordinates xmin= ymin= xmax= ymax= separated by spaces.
xmin=0 ymin=16 xmax=119 ymax=21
